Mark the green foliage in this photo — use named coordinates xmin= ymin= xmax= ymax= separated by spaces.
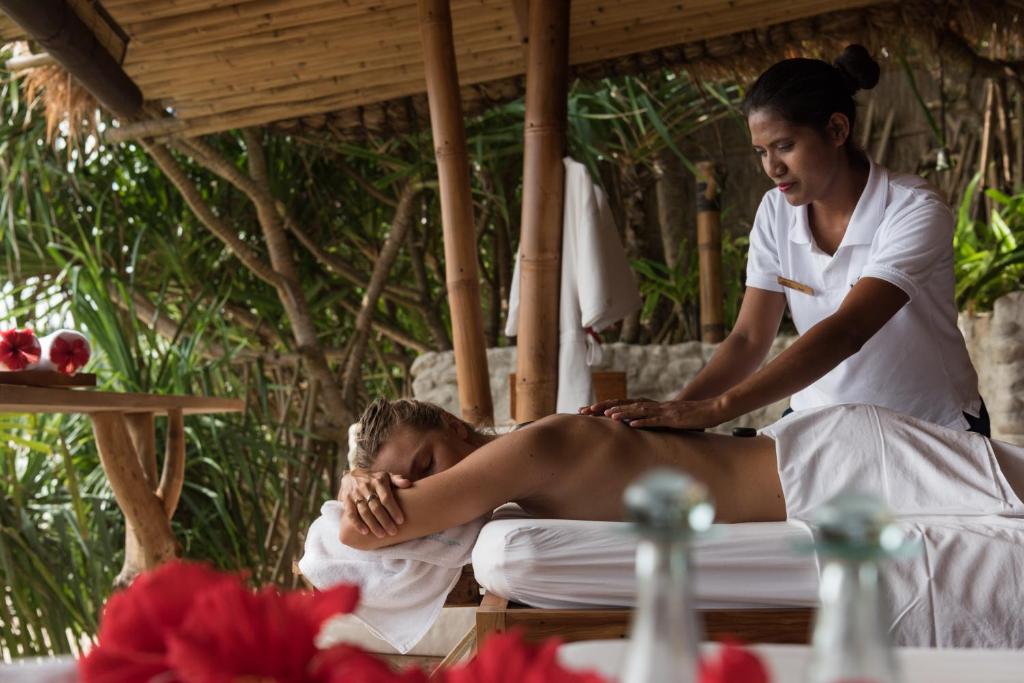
xmin=631 ymin=232 xmax=749 ymax=341
xmin=954 ymin=175 xmax=1024 ymax=310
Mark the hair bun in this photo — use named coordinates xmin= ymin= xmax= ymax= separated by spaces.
xmin=833 ymin=44 xmax=880 ymax=93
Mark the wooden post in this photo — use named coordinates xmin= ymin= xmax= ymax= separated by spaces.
xmin=695 ymin=161 xmax=724 ymax=343
xmin=514 ymin=0 xmax=571 ymax=422
xmin=417 ymin=0 xmax=494 ymax=426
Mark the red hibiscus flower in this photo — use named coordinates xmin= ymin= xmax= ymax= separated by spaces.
xmin=699 ymin=641 xmax=771 ymax=683
xmin=49 ymin=333 xmax=90 ymax=374
xmin=0 ymin=328 xmax=41 ymax=370
xmin=440 ymin=632 xmax=608 ymax=683
xmin=311 ymin=644 xmax=430 ymax=683
xmin=78 ymin=561 xmax=239 ymax=683
xmin=165 ymin=580 xmax=359 ymax=683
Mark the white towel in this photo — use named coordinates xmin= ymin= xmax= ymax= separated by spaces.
xmin=761 ymin=403 xmax=1024 ymax=520
xmin=762 ymin=403 xmax=1024 ymax=648
xmin=298 ymin=501 xmax=484 ymax=654
xmin=506 ymin=157 xmax=641 ymax=413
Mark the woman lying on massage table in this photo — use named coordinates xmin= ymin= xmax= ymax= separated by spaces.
xmin=337 ymin=398 xmax=1024 ymax=550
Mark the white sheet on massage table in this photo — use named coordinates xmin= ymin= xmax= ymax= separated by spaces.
xmin=472 ymin=516 xmax=819 ymax=609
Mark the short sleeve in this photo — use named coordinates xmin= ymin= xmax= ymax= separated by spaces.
xmin=745 ymin=194 xmax=784 ymax=292
xmin=860 ymin=197 xmax=954 ymax=300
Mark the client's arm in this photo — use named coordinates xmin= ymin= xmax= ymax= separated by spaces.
xmin=338 ymin=426 xmax=552 ymax=550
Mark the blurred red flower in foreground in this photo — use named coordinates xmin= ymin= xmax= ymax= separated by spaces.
xmin=79 ymin=561 xmax=605 ymax=683
xmin=699 ymin=640 xmax=771 ymax=683
xmin=0 ymin=328 xmax=41 ymax=370
xmin=78 ymin=560 xmax=359 ymax=683
xmin=78 ymin=562 xmax=239 ymax=682
xmin=439 ymin=633 xmax=606 ymax=683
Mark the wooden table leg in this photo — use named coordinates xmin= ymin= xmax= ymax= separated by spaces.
xmin=121 ymin=413 xmax=158 ymax=584
xmin=92 ymin=411 xmax=177 ymax=588
xmin=158 ymin=408 xmax=185 ymax=517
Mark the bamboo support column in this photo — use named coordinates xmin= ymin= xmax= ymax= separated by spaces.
xmin=514 ymin=0 xmax=571 ymax=422
xmin=418 ymin=0 xmax=494 ymax=425
xmin=695 ymin=161 xmax=724 ymax=343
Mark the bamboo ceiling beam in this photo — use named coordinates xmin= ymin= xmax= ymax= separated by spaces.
xmin=144 ymin=55 xmax=526 ymax=141
xmin=164 ymin=45 xmax=521 ymax=118
xmin=123 ymin=10 xmax=510 ymax=73
xmin=4 ymin=52 xmax=55 ymax=71
xmin=418 ymin=0 xmax=494 ymax=426
xmin=514 ymin=0 xmax=571 ymax=422
xmin=128 ymin=0 xmax=387 ymax=47
xmin=0 ymin=0 xmax=143 ymax=118
xmin=136 ymin=27 xmax=521 ymax=99
xmin=105 ymin=117 xmax=187 ymax=144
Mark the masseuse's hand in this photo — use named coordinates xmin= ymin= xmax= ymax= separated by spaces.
xmin=579 ymin=397 xmax=656 ymax=416
xmin=338 ymin=468 xmax=411 ymax=538
xmin=603 ymin=396 xmax=730 ymax=430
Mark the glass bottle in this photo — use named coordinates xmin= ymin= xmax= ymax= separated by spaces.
xmin=804 ymin=492 xmax=910 ymax=683
xmin=619 ymin=469 xmax=715 ymax=683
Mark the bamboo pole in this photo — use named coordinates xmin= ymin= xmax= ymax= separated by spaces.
xmin=514 ymin=0 xmax=571 ymax=422
xmin=4 ymin=52 xmax=55 ymax=71
xmin=418 ymin=0 xmax=494 ymax=426
xmin=695 ymin=161 xmax=724 ymax=343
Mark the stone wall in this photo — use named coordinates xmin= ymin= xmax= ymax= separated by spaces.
xmin=960 ymin=292 xmax=1024 ymax=444
xmin=412 ymin=293 xmax=1024 ymax=442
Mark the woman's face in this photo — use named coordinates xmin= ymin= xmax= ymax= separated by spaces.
xmin=371 ymin=418 xmax=475 ymax=481
xmin=747 ymin=107 xmax=848 ymax=206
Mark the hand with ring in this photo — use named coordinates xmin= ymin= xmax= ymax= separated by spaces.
xmin=338 ymin=468 xmax=412 ymax=538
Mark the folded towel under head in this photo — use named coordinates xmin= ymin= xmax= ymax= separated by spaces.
xmin=298 ymin=500 xmax=484 ymax=654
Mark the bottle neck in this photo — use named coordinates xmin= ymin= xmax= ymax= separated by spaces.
xmin=621 ymin=535 xmax=700 ymax=683
xmin=806 ymin=559 xmax=899 ymax=683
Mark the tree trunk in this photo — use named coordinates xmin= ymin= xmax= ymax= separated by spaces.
xmin=341 ymin=183 xmax=421 ymax=406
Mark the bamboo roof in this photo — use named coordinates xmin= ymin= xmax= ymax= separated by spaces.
xmin=0 ymin=0 xmax=899 ymax=139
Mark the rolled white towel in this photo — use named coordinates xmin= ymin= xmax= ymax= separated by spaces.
xmin=34 ymin=330 xmax=91 ymax=375
xmin=0 ymin=328 xmax=41 ymax=371
xmin=299 ymin=500 xmax=484 ymax=654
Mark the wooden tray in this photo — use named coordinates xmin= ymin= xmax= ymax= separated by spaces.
xmin=0 ymin=371 xmax=97 ymax=388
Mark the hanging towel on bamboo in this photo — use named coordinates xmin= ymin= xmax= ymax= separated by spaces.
xmin=506 ymin=157 xmax=642 ymax=413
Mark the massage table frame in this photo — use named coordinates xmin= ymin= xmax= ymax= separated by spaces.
xmin=448 ymin=568 xmax=814 ymax=647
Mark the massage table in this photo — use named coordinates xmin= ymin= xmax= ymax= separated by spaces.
xmin=468 ymin=512 xmax=818 ymax=646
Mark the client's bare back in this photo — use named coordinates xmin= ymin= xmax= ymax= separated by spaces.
xmin=341 ymin=412 xmax=786 ymax=551
xmin=509 ymin=414 xmax=786 ymax=523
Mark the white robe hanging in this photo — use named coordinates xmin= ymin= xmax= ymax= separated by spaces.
xmin=506 ymin=157 xmax=642 ymax=413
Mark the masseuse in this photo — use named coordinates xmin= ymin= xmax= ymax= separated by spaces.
xmin=583 ymin=45 xmax=987 ymax=435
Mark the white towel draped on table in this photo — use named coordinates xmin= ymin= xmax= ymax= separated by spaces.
xmin=298 ymin=501 xmax=484 ymax=653
xmin=762 ymin=404 xmax=1024 ymax=648
xmin=506 ymin=157 xmax=641 ymax=413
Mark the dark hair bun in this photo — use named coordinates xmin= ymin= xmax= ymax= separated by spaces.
xmin=833 ymin=44 xmax=880 ymax=93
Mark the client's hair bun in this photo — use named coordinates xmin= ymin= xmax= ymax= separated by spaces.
xmin=833 ymin=44 xmax=880 ymax=93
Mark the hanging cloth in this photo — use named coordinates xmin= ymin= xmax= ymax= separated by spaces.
xmin=506 ymin=157 xmax=641 ymax=413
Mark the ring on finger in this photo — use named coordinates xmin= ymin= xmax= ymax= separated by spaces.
xmin=352 ymin=497 xmax=367 ymax=506
xmin=366 ymin=493 xmax=379 ymax=504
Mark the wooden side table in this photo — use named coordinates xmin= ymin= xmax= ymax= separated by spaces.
xmin=0 ymin=384 xmax=244 ymax=587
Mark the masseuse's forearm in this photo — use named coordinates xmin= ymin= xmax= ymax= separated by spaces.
xmin=675 ymin=332 xmax=771 ymax=401
xmin=719 ymin=316 xmax=864 ymax=418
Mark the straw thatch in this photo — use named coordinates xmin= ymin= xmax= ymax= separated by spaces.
xmin=4 ymin=0 xmax=1023 ymax=142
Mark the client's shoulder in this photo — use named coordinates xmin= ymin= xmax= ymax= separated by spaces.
xmin=507 ymin=413 xmax=610 ymax=448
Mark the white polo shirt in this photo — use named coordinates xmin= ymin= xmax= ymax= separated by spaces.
xmin=745 ymin=157 xmax=980 ymax=429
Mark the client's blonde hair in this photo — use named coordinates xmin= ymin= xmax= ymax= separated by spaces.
xmin=355 ymin=398 xmax=452 ymax=469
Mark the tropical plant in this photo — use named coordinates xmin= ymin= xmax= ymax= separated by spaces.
xmin=954 ymin=175 xmax=1024 ymax=311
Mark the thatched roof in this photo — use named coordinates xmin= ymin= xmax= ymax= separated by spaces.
xmin=2 ymin=0 xmax=1021 ymax=140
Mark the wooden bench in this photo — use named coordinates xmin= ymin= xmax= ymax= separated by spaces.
xmin=0 ymin=383 xmax=244 ymax=587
